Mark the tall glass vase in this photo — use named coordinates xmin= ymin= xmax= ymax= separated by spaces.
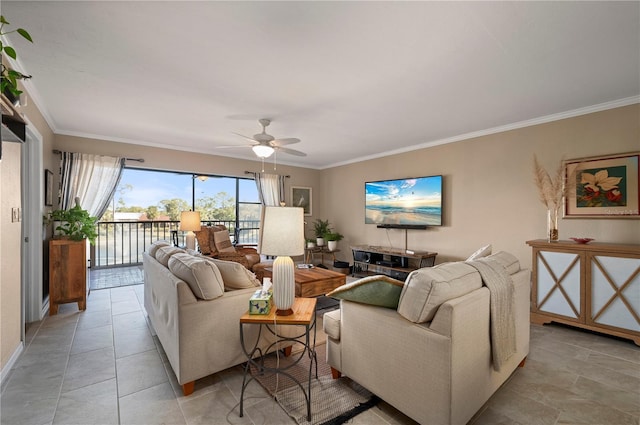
xmin=547 ymin=208 xmax=559 ymax=242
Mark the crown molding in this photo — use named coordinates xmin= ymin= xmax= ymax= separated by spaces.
xmin=323 ymin=96 xmax=640 ymax=170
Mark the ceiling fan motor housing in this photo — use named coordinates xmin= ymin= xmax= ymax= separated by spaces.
xmin=254 ymin=118 xmax=275 ymax=143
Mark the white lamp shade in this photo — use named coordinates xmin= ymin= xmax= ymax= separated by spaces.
xmin=260 ymin=207 xmax=304 ymax=256
xmin=252 ymin=145 xmax=275 ymax=158
xmin=179 ymin=211 xmax=201 ymax=232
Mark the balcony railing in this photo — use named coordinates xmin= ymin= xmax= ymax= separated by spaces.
xmin=93 ymin=220 xmax=260 ymax=269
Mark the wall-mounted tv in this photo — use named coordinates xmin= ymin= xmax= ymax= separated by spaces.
xmin=365 ymin=175 xmax=443 ymax=228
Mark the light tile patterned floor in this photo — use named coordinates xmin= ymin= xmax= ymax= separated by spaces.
xmin=90 ymin=265 xmax=144 ymax=290
xmin=1 ymin=272 xmax=639 ymax=424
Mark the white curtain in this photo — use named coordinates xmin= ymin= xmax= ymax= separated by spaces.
xmin=254 ymin=173 xmax=287 ymax=254
xmin=59 ymin=152 xmax=125 ymax=218
xmin=254 ymin=173 xmax=286 ymax=206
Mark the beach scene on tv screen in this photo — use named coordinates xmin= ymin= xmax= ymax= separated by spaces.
xmin=365 ymin=177 xmax=442 ymax=225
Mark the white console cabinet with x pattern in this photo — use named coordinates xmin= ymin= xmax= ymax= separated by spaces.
xmin=526 ymin=239 xmax=640 ymax=346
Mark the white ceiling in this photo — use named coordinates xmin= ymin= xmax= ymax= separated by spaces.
xmin=3 ymin=1 xmax=639 ymax=169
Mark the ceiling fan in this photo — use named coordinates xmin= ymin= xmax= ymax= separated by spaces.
xmin=220 ymin=118 xmax=306 ymax=159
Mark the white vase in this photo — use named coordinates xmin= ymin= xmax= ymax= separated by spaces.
xmin=272 ymin=256 xmax=295 ymax=316
xmin=316 ymin=237 xmax=325 ymax=247
xmin=307 ymin=242 xmax=315 ymax=248
xmin=327 ymin=240 xmax=338 ymax=251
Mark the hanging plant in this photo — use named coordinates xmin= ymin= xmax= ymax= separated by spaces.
xmin=0 ymin=15 xmax=33 ymax=98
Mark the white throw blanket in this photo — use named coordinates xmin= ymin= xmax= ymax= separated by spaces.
xmin=467 ymin=258 xmax=516 ymax=371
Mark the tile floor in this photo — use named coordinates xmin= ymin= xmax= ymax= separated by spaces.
xmin=90 ymin=266 xmax=144 ymax=290
xmin=1 ymin=281 xmax=639 ymax=425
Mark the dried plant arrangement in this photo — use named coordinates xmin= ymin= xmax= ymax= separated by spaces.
xmin=532 ymin=155 xmax=565 ymax=211
xmin=532 ymin=155 xmax=571 ymax=241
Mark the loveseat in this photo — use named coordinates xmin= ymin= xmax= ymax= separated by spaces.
xmin=143 ymin=241 xmax=290 ymax=396
xmin=323 ymin=251 xmax=530 ymax=425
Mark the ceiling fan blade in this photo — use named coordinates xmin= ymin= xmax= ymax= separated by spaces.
xmin=271 ymin=138 xmax=300 ymax=146
xmin=276 ymin=147 xmax=307 ymax=157
xmin=214 ymin=145 xmax=253 ymax=149
xmin=232 ymin=132 xmax=259 ymax=144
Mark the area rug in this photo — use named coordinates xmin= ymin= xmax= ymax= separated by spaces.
xmin=252 ymin=343 xmax=379 ymax=425
xmin=315 ymin=296 xmax=340 ymax=316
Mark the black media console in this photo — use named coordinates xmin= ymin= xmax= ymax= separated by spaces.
xmin=351 ymin=245 xmax=437 ymax=280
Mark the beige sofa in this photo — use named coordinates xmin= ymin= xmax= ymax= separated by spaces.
xmin=143 ymin=242 xmax=289 ymax=396
xmin=323 ymin=251 xmax=530 ymax=425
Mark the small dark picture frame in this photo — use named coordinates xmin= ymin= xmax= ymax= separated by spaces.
xmin=45 ymin=169 xmax=53 ymax=206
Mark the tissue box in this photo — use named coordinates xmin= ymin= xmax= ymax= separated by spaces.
xmin=249 ymin=290 xmax=272 ymax=315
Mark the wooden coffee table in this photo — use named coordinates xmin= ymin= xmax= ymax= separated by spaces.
xmin=263 ymin=266 xmax=347 ymax=298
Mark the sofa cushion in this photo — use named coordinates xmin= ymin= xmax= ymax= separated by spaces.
xmin=327 ymin=275 xmax=405 ymax=309
xmin=323 ymin=309 xmax=341 ymax=340
xmin=148 ymin=240 xmax=170 ymax=257
xmin=466 ymin=244 xmax=492 ymax=261
xmin=155 ymin=246 xmax=185 ymax=267
xmin=204 ymin=257 xmax=261 ymax=290
xmin=397 ymin=262 xmax=482 ymax=323
xmin=484 ymin=251 xmax=520 ymax=275
xmin=168 ymin=253 xmax=224 ymax=300
xmin=213 ymin=229 xmax=236 ymax=254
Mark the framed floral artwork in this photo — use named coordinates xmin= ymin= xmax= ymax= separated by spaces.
xmin=564 ymin=152 xmax=639 ymax=218
xmin=291 ymin=186 xmax=312 ymax=216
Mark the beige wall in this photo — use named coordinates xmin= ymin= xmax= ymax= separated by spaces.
xmin=23 ymin=91 xmax=56 ymax=172
xmin=0 ymin=142 xmax=23 ymax=370
xmin=0 ymin=80 xmax=57 ymax=372
xmin=322 ymin=104 xmax=640 ymax=268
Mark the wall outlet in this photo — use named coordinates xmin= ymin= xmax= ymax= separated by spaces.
xmin=11 ymin=207 xmax=20 ymax=222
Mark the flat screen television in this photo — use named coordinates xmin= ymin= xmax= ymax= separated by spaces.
xmin=365 ymin=175 xmax=443 ymax=228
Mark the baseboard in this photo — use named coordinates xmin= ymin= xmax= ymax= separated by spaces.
xmin=0 ymin=342 xmax=24 ymax=392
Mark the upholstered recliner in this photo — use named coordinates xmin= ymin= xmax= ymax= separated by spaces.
xmin=195 ymin=225 xmax=268 ymax=278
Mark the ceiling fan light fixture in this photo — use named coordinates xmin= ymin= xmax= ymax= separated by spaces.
xmin=252 ymin=145 xmax=275 ymax=158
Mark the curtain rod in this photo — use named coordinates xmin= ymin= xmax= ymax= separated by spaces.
xmin=245 ymin=171 xmax=290 ymax=178
xmin=52 ymin=149 xmax=145 ymax=163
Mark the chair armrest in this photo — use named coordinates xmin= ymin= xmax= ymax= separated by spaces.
xmin=216 ymin=252 xmax=250 ymax=268
xmin=235 ymin=246 xmax=258 ymax=254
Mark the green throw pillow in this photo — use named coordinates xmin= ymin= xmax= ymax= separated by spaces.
xmin=327 ymin=275 xmax=405 ymax=309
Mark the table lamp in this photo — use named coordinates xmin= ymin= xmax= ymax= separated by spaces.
xmin=260 ymin=206 xmax=304 ymax=315
xmin=179 ymin=211 xmax=201 ymax=250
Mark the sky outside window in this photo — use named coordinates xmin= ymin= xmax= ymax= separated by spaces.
xmin=109 ymin=168 xmax=260 ymax=223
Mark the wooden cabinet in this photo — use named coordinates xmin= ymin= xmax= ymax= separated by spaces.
xmin=351 ymin=245 xmax=437 ymax=280
xmin=49 ymin=239 xmax=87 ymax=315
xmin=527 ymin=239 xmax=640 ymax=345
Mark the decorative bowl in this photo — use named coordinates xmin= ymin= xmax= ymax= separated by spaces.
xmin=570 ymin=237 xmax=594 ymax=244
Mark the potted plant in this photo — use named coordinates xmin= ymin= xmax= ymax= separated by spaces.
xmin=45 ymin=198 xmax=98 ymax=245
xmin=306 ymin=238 xmax=316 ymax=249
xmin=313 ymin=219 xmax=331 ymax=247
xmin=0 ymin=15 xmax=33 ymax=99
xmin=325 ymin=231 xmax=344 ymax=251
